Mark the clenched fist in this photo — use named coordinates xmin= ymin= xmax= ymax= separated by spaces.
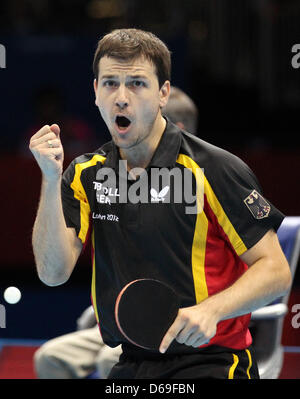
xmin=29 ymin=124 xmax=64 ymax=182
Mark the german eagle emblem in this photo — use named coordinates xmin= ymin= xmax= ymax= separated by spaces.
xmin=244 ymin=190 xmax=271 ymax=219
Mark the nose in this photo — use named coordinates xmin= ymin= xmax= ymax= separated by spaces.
xmin=115 ymin=85 xmax=129 ymax=110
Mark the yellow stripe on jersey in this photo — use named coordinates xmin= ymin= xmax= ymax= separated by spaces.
xmin=203 ymin=177 xmax=247 ymax=256
xmin=228 ymin=353 xmax=239 ymax=379
xmin=91 ymin=229 xmax=100 ymax=324
xmin=176 ymin=154 xmax=209 ymax=304
xmin=70 ymin=154 xmax=106 ymax=244
xmin=177 ymin=153 xmax=247 ymax=257
xmin=245 ymin=349 xmax=252 ymax=379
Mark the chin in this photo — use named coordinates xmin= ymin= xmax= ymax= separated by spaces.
xmin=111 ymin=135 xmax=136 ymax=149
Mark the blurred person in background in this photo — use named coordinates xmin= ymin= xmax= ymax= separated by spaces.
xmin=33 ymin=85 xmax=199 ymax=379
xmin=162 ymin=86 xmax=198 ymax=135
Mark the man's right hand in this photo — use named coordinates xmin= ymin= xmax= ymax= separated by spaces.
xmin=29 ymin=123 xmax=64 ymax=182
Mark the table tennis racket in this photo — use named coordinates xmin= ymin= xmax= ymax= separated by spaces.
xmin=115 ymin=278 xmax=180 ymax=350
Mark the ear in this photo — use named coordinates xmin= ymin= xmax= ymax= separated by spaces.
xmin=159 ymin=80 xmax=171 ymax=108
xmin=93 ymin=79 xmax=98 ymax=106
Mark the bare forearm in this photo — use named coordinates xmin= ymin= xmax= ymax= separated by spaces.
xmin=160 ymin=230 xmax=292 ymax=353
xmin=206 ymin=257 xmax=291 ymax=321
xmin=33 ymin=178 xmax=76 ymax=285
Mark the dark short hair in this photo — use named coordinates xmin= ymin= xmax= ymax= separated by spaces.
xmin=93 ymin=28 xmax=171 ymax=88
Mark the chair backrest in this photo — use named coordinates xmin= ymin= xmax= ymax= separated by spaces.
xmin=251 ymin=216 xmax=300 ymax=311
xmin=277 ymin=216 xmax=300 ymax=305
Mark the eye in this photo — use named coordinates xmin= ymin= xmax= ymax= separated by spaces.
xmin=103 ymin=80 xmax=118 ymax=88
xmin=130 ymin=80 xmax=146 ymax=88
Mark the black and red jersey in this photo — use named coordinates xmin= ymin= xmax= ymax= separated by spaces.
xmin=61 ymin=118 xmax=284 ymax=352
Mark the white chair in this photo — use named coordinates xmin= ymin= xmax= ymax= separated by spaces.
xmin=250 ymin=217 xmax=300 ymax=379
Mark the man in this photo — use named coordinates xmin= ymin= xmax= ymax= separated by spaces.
xmin=30 ymin=28 xmax=291 ymax=379
xmin=33 ymin=85 xmax=198 ymax=380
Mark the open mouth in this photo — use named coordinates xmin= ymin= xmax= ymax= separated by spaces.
xmin=115 ymin=115 xmax=131 ymax=131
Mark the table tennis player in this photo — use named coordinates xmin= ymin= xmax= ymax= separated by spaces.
xmin=29 ymin=28 xmax=291 ymax=379
xmin=32 ymin=86 xmax=197 ymax=379
xmin=33 ymin=86 xmax=199 ymax=379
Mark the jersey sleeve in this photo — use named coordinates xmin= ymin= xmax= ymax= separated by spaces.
xmin=204 ymin=150 xmax=285 ymax=255
xmin=61 ymin=160 xmax=91 ymax=245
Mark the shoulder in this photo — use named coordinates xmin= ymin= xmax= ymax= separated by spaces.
xmin=178 ymin=131 xmax=256 ymax=183
xmin=62 ymin=141 xmax=113 ymax=181
xmin=65 ymin=142 xmax=112 ymax=169
xmin=74 ymin=141 xmax=112 ymax=166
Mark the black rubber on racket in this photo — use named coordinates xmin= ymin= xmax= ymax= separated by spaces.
xmin=115 ymin=279 xmax=180 ymax=350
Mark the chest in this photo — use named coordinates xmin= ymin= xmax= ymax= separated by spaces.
xmin=87 ymin=166 xmax=199 ymax=232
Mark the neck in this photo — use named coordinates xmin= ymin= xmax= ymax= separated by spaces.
xmin=119 ymin=114 xmax=166 ymax=171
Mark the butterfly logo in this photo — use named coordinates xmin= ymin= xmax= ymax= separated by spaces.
xmin=150 ymin=186 xmax=170 ymax=203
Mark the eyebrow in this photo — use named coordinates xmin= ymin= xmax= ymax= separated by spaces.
xmin=100 ymin=74 xmax=118 ymax=80
xmin=100 ymin=74 xmax=149 ymax=80
xmin=127 ymin=75 xmax=149 ymax=80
